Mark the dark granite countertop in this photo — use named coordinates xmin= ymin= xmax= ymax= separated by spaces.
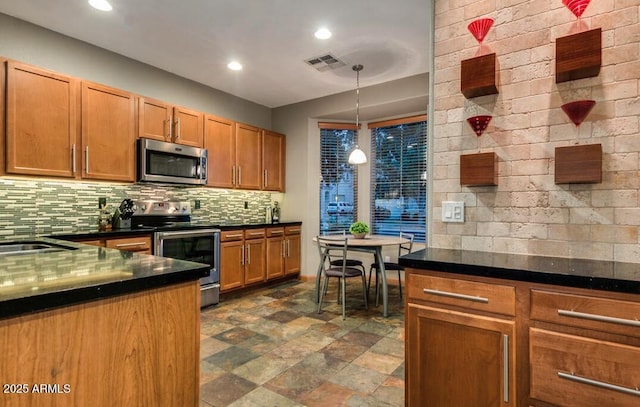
xmin=399 ymin=248 xmax=640 ymax=294
xmin=0 ymin=237 xmax=210 ymax=319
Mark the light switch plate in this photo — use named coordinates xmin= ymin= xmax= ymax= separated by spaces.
xmin=442 ymin=201 xmax=464 ymax=223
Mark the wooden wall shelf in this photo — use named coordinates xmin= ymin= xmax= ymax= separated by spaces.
xmin=460 ymin=152 xmax=498 ymax=186
xmin=556 ymin=28 xmax=601 ymax=83
xmin=555 ymin=144 xmax=602 ymax=184
xmin=461 ymin=53 xmax=499 ymax=99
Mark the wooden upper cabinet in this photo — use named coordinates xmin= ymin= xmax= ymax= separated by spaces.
xmin=204 ymin=114 xmax=235 ymax=188
xmin=262 ymin=129 xmax=285 ymax=192
xmin=138 ymin=97 xmax=203 ymax=148
xmin=6 ymin=61 xmax=79 ymax=178
xmin=235 ymin=122 xmax=262 ymax=190
xmin=81 ymin=81 xmax=136 ymax=182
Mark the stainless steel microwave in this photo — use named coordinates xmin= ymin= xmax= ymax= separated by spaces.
xmin=137 ymin=138 xmax=207 ymax=185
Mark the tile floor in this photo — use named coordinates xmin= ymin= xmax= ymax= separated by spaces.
xmin=199 ymin=279 xmax=405 ymax=407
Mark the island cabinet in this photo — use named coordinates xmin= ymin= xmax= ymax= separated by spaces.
xmin=406 ymin=273 xmax=517 ymax=407
xmin=81 ymin=81 xmax=136 ymax=182
xmin=0 ymin=281 xmax=201 ymax=407
xmin=262 ymin=129 xmax=286 ymax=191
xmin=138 ymin=96 xmax=204 ymax=148
xmin=5 ymin=61 xmax=80 ymax=178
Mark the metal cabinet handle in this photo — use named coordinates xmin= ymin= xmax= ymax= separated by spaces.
xmin=247 ymin=244 xmax=251 ymax=265
xmin=71 ymin=144 xmax=76 ymax=174
xmin=558 ymin=309 xmax=640 ymax=327
xmin=288 ymin=228 xmax=301 ymax=233
xmin=168 ymin=114 xmax=173 ymax=140
xmin=225 ymin=233 xmax=243 ymax=238
xmin=270 ymin=230 xmax=283 ymax=235
xmin=422 ymin=288 xmax=489 ymax=303
xmin=241 ymin=244 xmax=245 ymax=265
xmin=558 ymin=372 xmax=640 ymax=397
xmin=282 ymin=240 xmax=286 ymax=258
xmin=115 ymin=242 xmax=147 ymax=248
xmin=238 ymin=166 xmax=242 ymax=185
xmin=231 ymin=166 xmax=236 ymax=185
xmin=85 ymin=146 xmax=89 ymax=175
xmin=287 ymin=239 xmax=291 ymax=257
xmin=176 ymin=117 xmax=181 ymax=140
xmin=264 ymin=169 xmax=268 ymax=187
xmin=503 ymin=334 xmax=509 ymax=403
xmin=249 ymin=231 xmax=264 ymax=236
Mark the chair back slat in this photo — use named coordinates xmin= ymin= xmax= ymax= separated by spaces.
xmin=317 ymin=236 xmax=349 ymax=274
xmin=398 ymin=232 xmax=414 ymax=256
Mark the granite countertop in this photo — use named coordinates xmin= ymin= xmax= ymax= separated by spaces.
xmin=0 ymin=237 xmax=210 ymax=319
xmin=399 ymin=248 xmax=640 ymax=294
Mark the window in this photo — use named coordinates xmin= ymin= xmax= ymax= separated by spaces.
xmin=370 ymin=116 xmax=427 ymax=242
xmin=319 ymin=125 xmax=358 ymax=234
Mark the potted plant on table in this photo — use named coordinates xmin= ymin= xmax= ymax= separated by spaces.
xmin=349 ymin=221 xmax=369 ymax=239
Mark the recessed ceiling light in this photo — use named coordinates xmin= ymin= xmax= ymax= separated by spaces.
xmin=88 ymin=0 xmax=113 ymax=11
xmin=227 ymin=61 xmax=243 ymax=71
xmin=314 ymin=28 xmax=332 ymax=40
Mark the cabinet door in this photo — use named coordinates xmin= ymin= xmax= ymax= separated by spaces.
xmin=266 ymin=236 xmax=285 ymax=280
xmin=284 ymin=234 xmax=301 ymax=275
xmin=244 ymin=238 xmax=266 ymax=285
xmin=174 ymin=106 xmax=203 ymax=148
xmin=220 ymin=240 xmax=244 ymax=291
xmin=204 ymin=115 xmax=235 ymax=188
xmin=6 ymin=61 xmax=79 ymax=178
xmin=262 ymin=130 xmax=285 ymax=191
xmin=235 ymin=122 xmax=262 ymax=190
xmin=81 ymin=81 xmax=135 ymax=181
xmin=138 ymin=97 xmax=171 ymax=142
xmin=406 ymin=303 xmax=516 ymax=407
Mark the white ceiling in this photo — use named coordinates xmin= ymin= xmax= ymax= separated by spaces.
xmin=0 ymin=0 xmax=430 ymax=108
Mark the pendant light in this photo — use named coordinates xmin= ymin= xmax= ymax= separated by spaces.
xmin=348 ymin=64 xmax=367 ymax=165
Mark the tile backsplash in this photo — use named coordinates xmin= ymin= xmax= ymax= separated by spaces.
xmin=0 ymin=178 xmax=279 ymax=238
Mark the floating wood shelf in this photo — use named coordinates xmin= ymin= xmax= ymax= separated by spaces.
xmin=556 ymin=28 xmax=601 ymax=83
xmin=461 ymin=53 xmax=499 ymax=99
xmin=460 ymin=152 xmax=498 ymax=186
xmin=555 ymin=144 xmax=602 ymax=184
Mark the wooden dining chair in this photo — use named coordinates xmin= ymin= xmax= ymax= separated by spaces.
xmin=316 ymin=236 xmax=368 ymax=320
xmin=368 ymin=232 xmax=414 ymax=306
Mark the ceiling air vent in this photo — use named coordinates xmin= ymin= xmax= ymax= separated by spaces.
xmin=305 ymin=53 xmax=346 ymax=72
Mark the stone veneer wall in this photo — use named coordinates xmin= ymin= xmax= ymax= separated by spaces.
xmin=432 ymin=0 xmax=640 ymax=261
xmin=0 ymin=178 xmax=276 ymax=238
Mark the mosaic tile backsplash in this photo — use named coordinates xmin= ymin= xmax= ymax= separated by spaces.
xmin=0 ymin=178 xmax=279 ymax=238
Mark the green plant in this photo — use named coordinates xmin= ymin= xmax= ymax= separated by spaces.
xmin=349 ymin=221 xmax=369 ymax=234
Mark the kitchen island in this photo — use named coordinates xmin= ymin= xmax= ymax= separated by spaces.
xmin=0 ymin=237 xmax=209 ymax=407
xmin=400 ymin=248 xmax=640 ymax=407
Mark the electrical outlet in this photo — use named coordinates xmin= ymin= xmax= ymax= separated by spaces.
xmin=442 ymin=201 xmax=464 ymax=223
xmin=98 ymin=197 xmax=107 ymax=208
xmin=194 ymin=200 xmax=201 ymax=209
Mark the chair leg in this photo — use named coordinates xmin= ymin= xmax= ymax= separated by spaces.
xmin=361 ymin=272 xmax=369 ymax=310
xmin=367 ymin=266 xmax=374 ymax=298
xmin=318 ymin=275 xmax=329 ymax=314
xmin=341 ymin=277 xmax=347 ymax=320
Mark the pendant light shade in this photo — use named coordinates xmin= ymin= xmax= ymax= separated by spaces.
xmin=348 ymin=64 xmax=367 ymax=165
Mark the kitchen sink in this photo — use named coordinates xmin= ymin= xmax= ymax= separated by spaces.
xmin=0 ymin=241 xmax=77 ymax=256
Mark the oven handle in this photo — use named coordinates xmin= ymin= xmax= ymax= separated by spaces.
xmin=155 ymin=229 xmax=220 ymax=239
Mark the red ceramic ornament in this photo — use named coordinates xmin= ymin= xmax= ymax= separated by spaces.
xmin=561 ymin=100 xmax=596 ymax=126
xmin=468 ymin=18 xmax=494 ymax=44
xmin=562 ymin=0 xmax=591 ymax=19
xmin=467 ymin=115 xmax=492 ymax=137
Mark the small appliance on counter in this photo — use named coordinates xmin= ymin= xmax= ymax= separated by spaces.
xmin=271 ymin=201 xmax=280 ymax=223
xmin=112 ymin=199 xmax=136 ymax=229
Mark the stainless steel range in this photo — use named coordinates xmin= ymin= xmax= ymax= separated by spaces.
xmin=131 ymin=200 xmax=220 ymax=307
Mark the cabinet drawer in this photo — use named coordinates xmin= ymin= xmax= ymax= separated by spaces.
xmin=244 ymin=228 xmax=265 ymax=239
xmin=221 ymin=230 xmax=244 ymax=242
xmin=408 ymin=274 xmax=516 ymax=316
xmin=285 ymin=225 xmax=301 ymax=235
xmin=531 ymin=290 xmax=640 ymax=338
xmin=105 ymin=236 xmax=151 ymax=253
xmin=266 ymin=227 xmax=285 ymax=237
xmin=530 ymin=328 xmax=640 ymax=407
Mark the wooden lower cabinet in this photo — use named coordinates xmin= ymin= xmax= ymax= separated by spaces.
xmin=284 ymin=226 xmax=301 ymax=275
xmin=266 ymin=227 xmax=285 ymax=279
xmin=406 ymin=268 xmax=640 ymax=407
xmin=406 ymin=304 xmax=516 ymax=407
xmin=244 ymin=231 xmax=266 ymax=285
xmin=220 ymin=234 xmax=244 ymax=291
xmin=71 ymin=235 xmax=152 ymax=255
xmin=0 ymin=281 xmax=201 ymax=407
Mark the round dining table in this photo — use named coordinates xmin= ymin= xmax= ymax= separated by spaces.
xmin=313 ymin=234 xmax=410 ymax=317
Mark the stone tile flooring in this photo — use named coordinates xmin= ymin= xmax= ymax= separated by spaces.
xmin=199 ymin=279 xmax=405 ymax=406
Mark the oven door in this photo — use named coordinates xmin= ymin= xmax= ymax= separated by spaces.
xmin=154 ymin=229 xmax=220 ymax=306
